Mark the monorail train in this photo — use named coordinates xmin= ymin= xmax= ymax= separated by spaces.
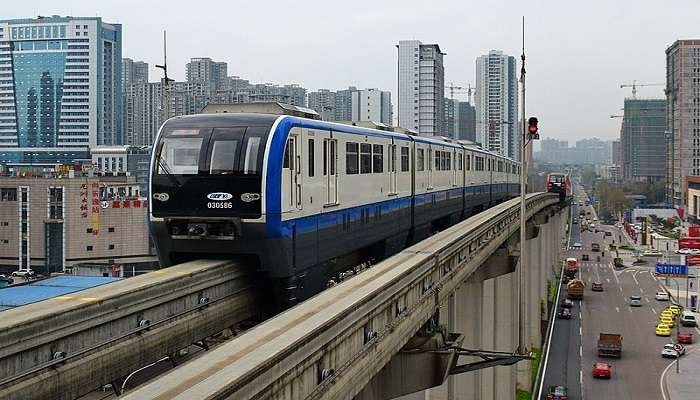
xmin=546 ymin=173 xmax=571 ymax=200
xmin=149 ymin=108 xmax=520 ymax=308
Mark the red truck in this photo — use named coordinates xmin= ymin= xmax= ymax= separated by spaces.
xmin=564 ymin=258 xmax=578 ymax=278
xmin=597 ymin=333 xmax=622 ymax=358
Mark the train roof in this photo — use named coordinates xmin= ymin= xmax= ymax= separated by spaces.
xmin=161 ymin=113 xmax=517 ymax=163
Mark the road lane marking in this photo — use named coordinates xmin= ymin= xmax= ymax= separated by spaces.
xmin=619 ymin=286 xmax=623 ymax=293
xmin=652 ymin=308 xmax=657 ymax=314
xmin=640 ymin=287 xmax=644 ymax=293
xmin=615 ymin=306 xmax=620 ymax=313
xmin=606 ymin=278 xmax=611 ymax=283
xmin=633 ymin=272 xmax=640 ymax=285
xmin=646 ymin=297 xmax=651 ymax=303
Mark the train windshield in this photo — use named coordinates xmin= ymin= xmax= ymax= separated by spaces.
xmin=549 ymin=174 xmax=564 ymax=183
xmin=155 ymin=127 xmax=265 ymax=176
xmin=158 ymin=133 xmax=204 ymax=175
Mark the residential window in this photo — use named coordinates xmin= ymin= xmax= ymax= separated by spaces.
xmin=108 ymin=227 xmax=115 ymax=233
xmin=346 ymin=142 xmax=359 ymax=175
xmin=109 ymin=244 xmax=115 ymax=250
xmin=401 ymin=147 xmax=409 ymax=172
xmin=372 ymin=144 xmax=384 ymax=173
xmin=86 ymin=245 xmax=93 ymax=251
xmin=360 ymin=143 xmax=372 ymax=174
xmin=86 ymin=228 xmax=92 ymax=233
xmin=0 ymin=188 xmax=17 ymax=201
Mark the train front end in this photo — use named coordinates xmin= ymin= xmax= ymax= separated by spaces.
xmin=149 ymin=114 xmax=277 ymax=268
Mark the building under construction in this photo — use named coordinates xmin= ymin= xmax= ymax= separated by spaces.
xmin=620 ymin=98 xmax=667 ymax=183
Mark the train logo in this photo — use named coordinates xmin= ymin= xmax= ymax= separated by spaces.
xmin=240 ymin=193 xmax=261 ymax=203
xmin=153 ymin=192 xmax=170 ymax=202
xmin=207 ymin=192 xmax=234 ymax=201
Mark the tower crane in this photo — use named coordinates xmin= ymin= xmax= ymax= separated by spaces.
xmin=619 ymin=80 xmax=664 ymax=99
xmin=445 ymin=83 xmax=474 ymax=103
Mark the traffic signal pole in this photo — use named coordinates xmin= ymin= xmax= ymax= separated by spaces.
xmin=518 ymin=16 xmax=527 ymax=355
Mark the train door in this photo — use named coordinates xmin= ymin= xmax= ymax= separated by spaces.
xmin=427 ymin=146 xmax=433 ymax=189
xmin=452 ymin=148 xmax=458 ymax=186
xmin=324 ymin=136 xmax=338 ymax=205
xmin=389 ymin=141 xmax=397 ymax=195
xmin=282 ymin=133 xmax=302 ymax=212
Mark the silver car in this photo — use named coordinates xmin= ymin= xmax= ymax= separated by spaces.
xmin=630 ymin=295 xmax=642 ymax=307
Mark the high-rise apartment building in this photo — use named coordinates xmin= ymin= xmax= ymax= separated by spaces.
xmin=666 ymin=40 xmax=700 ymax=208
xmin=186 ymin=57 xmax=228 ymax=90
xmin=475 ymin=50 xmax=518 ymax=159
xmin=0 ymin=16 xmax=122 ymax=164
xmin=612 ymin=139 xmax=621 ymax=166
xmin=122 ymin=58 xmax=148 ymax=86
xmin=351 ymin=88 xmax=391 ymax=124
xmin=122 ymin=82 xmax=161 ymax=146
xmin=308 ymin=89 xmax=336 ymax=121
xmin=397 ymin=40 xmax=445 ymax=136
xmin=619 ymin=98 xmax=666 ymax=183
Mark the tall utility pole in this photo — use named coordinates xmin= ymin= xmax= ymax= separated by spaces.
xmin=156 ymin=30 xmax=174 ymax=124
xmin=518 ymin=15 xmax=527 ymax=354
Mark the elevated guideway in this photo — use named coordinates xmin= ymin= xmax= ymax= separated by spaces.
xmin=125 ymin=192 xmax=566 ymax=400
xmin=0 ymin=259 xmax=259 ymax=400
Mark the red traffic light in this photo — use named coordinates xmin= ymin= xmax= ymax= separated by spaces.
xmin=528 ymin=117 xmax=538 ymax=134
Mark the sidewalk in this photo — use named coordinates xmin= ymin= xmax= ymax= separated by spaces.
xmin=663 ymin=338 xmax=700 ymax=400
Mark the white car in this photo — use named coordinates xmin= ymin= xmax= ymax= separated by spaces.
xmin=676 ymin=248 xmax=693 ymax=255
xmin=629 ymin=295 xmax=642 ymax=307
xmin=690 ymin=249 xmax=700 ymax=255
xmin=10 ymin=269 xmax=34 ymax=277
xmin=572 ymin=242 xmax=582 ymax=249
xmin=661 ymin=343 xmax=685 ymax=358
xmin=655 ymin=291 xmax=670 ymax=301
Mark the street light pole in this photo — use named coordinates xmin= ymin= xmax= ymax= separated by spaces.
xmin=518 ymin=16 xmax=527 ymax=354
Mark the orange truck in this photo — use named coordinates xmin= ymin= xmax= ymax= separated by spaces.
xmin=567 ymin=278 xmax=585 ymax=300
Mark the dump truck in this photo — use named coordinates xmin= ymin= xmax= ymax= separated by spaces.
xmin=597 ymin=333 xmax=622 ymax=358
xmin=564 ymin=258 xmax=578 ymax=278
xmin=567 ymin=278 xmax=585 ymax=300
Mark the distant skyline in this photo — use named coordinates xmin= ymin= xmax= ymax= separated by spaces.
xmin=5 ymin=0 xmax=697 ymax=143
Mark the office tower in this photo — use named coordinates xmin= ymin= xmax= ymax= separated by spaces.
xmin=0 ymin=16 xmax=122 ymax=163
xmin=475 ymin=50 xmax=518 ymax=158
xmin=457 ymin=101 xmax=476 ymax=141
xmin=397 ymin=40 xmax=445 ymax=136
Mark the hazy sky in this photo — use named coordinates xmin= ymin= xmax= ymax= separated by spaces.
xmin=6 ymin=0 xmax=700 ymax=145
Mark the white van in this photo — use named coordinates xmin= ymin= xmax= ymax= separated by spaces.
xmin=680 ymin=311 xmax=697 ymax=327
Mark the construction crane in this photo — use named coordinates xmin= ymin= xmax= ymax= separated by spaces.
xmin=619 ymin=80 xmax=664 ymax=99
xmin=445 ymin=83 xmax=474 ymax=103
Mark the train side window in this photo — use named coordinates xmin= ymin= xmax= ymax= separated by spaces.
xmin=373 ymin=144 xmax=383 ymax=173
xmin=417 ymin=148 xmax=424 ymax=171
xmin=360 ymin=143 xmax=372 ymax=174
xmin=435 ymin=150 xmax=441 ymax=171
xmin=346 ymin=142 xmax=359 ymax=175
xmin=390 ymin=145 xmax=396 ymax=172
xmin=308 ymin=139 xmax=315 ymax=177
xmin=283 ymin=139 xmax=294 ymax=170
xmin=400 ymin=147 xmax=409 ymax=172
xmin=458 ymin=154 xmax=463 ymax=170
xmin=466 ymin=154 xmax=471 ymax=171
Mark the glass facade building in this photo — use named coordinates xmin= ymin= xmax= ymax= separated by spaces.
xmin=0 ymin=16 xmax=122 ymax=164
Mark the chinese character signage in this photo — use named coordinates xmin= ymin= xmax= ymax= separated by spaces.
xmin=655 ymin=263 xmax=688 ymax=278
xmin=91 ymin=181 xmax=99 ymax=235
xmin=79 ymin=183 xmax=88 ymax=218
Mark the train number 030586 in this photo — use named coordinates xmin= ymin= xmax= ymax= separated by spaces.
xmin=207 ymin=202 xmax=233 ymax=209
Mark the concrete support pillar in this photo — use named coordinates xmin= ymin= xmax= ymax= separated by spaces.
xmin=455 ymin=277 xmax=483 ymax=400
xmin=493 ymin=273 xmax=516 ymax=400
xmin=480 ymin=278 xmax=496 ymax=400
